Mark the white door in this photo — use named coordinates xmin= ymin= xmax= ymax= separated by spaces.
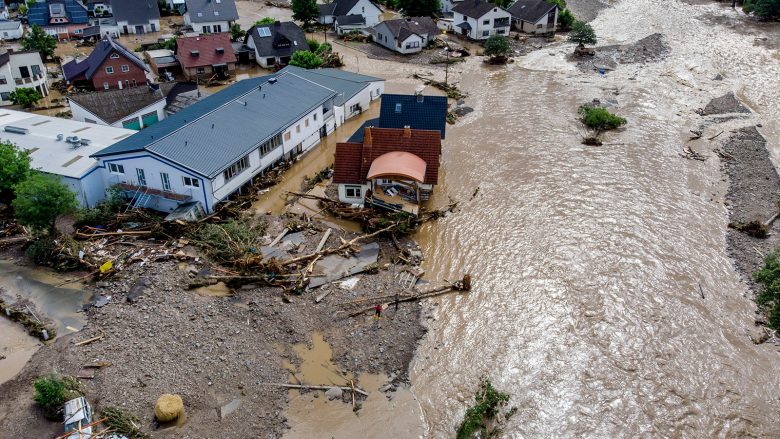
xmin=118 ymin=80 xmax=123 ymax=89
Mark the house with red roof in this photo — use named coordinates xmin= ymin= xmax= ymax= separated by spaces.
xmin=62 ymin=35 xmax=150 ymax=90
xmin=332 ymin=126 xmax=441 ymax=215
xmin=176 ymin=34 xmax=236 ymax=81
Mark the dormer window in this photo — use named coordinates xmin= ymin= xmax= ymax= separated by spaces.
xmin=110 ymin=53 xmax=120 ymax=59
xmin=215 ymin=47 xmax=224 ymax=54
xmin=191 ymin=50 xmax=200 ymax=57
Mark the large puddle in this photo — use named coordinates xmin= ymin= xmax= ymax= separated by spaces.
xmin=0 ymin=259 xmax=90 ymax=385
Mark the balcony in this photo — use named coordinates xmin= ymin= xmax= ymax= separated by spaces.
xmin=14 ymin=75 xmax=45 ymax=86
xmin=117 ymin=182 xmax=192 ymax=202
xmin=493 ymin=17 xmax=510 ymax=28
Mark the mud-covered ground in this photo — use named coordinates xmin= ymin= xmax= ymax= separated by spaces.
xmin=0 ymin=217 xmax=427 ymax=438
xmin=574 ymin=33 xmax=672 ymax=72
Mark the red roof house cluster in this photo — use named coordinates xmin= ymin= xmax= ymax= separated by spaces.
xmin=333 ymin=126 xmax=442 ymax=185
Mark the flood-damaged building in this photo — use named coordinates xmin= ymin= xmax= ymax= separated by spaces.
xmin=333 ymin=126 xmax=442 ymax=215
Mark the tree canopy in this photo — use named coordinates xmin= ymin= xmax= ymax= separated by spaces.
xmin=743 ymin=0 xmax=780 ymax=17
xmin=230 ymin=23 xmax=246 ymax=41
xmin=22 ymin=25 xmax=58 ymax=61
xmin=568 ymin=20 xmax=597 ymax=46
xmin=255 ymin=17 xmax=276 ymax=25
xmin=483 ymin=35 xmax=511 ymax=59
xmin=578 ymin=106 xmax=626 ymax=132
xmin=289 ymin=50 xmax=323 ymax=69
xmin=10 ymin=88 xmax=43 ymax=108
xmin=0 ymin=142 xmax=31 ymax=202
xmin=292 ymin=0 xmax=320 ymax=27
xmin=754 ymin=249 xmax=780 ymax=329
xmin=13 ymin=173 xmax=79 ymax=233
xmin=397 ymin=0 xmax=441 ymax=17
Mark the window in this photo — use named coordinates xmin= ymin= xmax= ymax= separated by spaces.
xmin=31 ymin=65 xmax=41 ymax=77
xmin=121 ymin=64 xmax=129 ymax=72
xmin=483 ymin=19 xmax=490 ymax=25
xmin=213 ymin=24 xmax=222 ymax=33
xmin=103 ymin=82 xmax=110 ymax=90
xmin=258 ymin=27 xmax=272 ymax=37
xmin=305 ymin=118 xmax=309 ymax=127
xmin=202 ymin=25 xmax=211 ymax=33
xmin=136 ymin=169 xmax=147 ymax=186
xmin=284 ymin=131 xmax=291 ymax=141
xmin=196 ymin=67 xmax=206 ymax=74
xmin=0 ymin=92 xmax=8 ymax=102
xmin=313 ymin=112 xmax=317 ymax=121
xmin=105 ymin=66 xmax=114 ymax=74
xmin=497 ymin=28 xmax=505 ymax=34
xmin=74 ymin=28 xmax=82 ymax=34
xmin=110 ymin=53 xmax=120 ymax=59
xmin=395 ymin=103 xmax=402 ymax=113
xmin=182 ymin=176 xmax=200 ymax=188
xmin=482 ymin=30 xmax=490 ymax=37
xmin=376 ymin=88 xmax=380 ymax=96
xmin=122 ymin=118 xmax=139 ymax=129
xmin=345 ymin=186 xmax=362 ymax=198
xmin=349 ymin=103 xmax=360 ymax=113
xmin=84 ymin=118 xmax=96 ymax=123
xmin=295 ymin=124 xmax=300 ymax=133
xmin=259 ymin=133 xmax=282 ymax=156
xmin=161 ymin=172 xmax=171 ymax=192
xmin=405 ymin=41 xmax=420 ymax=49
xmin=108 ymin=163 xmax=125 ymax=174
xmin=223 ymin=155 xmax=250 ymax=181
xmin=362 ymin=6 xmax=365 ymax=12
xmin=0 ymin=76 xmax=6 ymax=85
xmin=536 ymin=24 xmax=543 ymax=29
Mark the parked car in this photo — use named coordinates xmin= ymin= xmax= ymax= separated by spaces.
xmin=63 ymin=397 xmax=93 ymax=439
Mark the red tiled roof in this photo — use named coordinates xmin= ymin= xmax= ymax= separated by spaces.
xmin=176 ymin=34 xmax=236 ymax=69
xmin=333 ymin=127 xmax=441 ymax=185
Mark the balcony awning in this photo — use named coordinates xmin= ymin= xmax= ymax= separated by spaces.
xmin=367 ymin=151 xmax=427 ymax=183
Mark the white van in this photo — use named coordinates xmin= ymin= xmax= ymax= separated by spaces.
xmin=63 ymin=397 xmax=93 ymax=439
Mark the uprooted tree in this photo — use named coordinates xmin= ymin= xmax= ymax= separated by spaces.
xmin=456 ymin=377 xmax=517 ymax=439
xmin=33 ymin=374 xmax=85 ymax=420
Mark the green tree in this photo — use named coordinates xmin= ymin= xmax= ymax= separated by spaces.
xmin=13 ymin=173 xmax=79 ymax=233
xmin=754 ymin=249 xmax=780 ymax=329
xmin=291 ymin=0 xmax=320 ymax=28
xmin=162 ymin=37 xmax=177 ymax=50
xmin=255 ymin=17 xmax=277 ymax=25
xmin=17 ymin=3 xmax=28 ymax=15
xmin=0 ymin=141 xmax=31 ymax=202
xmin=33 ymin=374 xmax=84 ymax=420
xmin=230 ymin=23 xmax=246 ymax=41
xmin=9 ymin=87 xmax=43 ymax=108
xmin=289 ymin=50 xmax=323 ymax=69
xmin=483 ymin=35 xmax=511 ymax=59
xmin=457 ymin=378 xmax=516 ymax=439
xmin=568 ymin=20 xmax=597 ymax=46
xmin=557 ymin=8 xmax=575 ymax=29
xmin=578 ymin=106 xmax=626 ymax=131
xmin=21 ymin=25 xmax=58 ymax=61
xmin=493 ymin=0 xmax=510 ymax=7
xmin=397 ymin=0 xmax=441 ymax=17
xmin=743 ymin=0 xmax=780 ymax=17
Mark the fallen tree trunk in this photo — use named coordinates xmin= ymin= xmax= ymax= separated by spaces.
xmin=263 ymin=383 xmax=369 ymax=397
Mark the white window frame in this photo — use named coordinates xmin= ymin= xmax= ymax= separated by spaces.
xmin=108 ymin=163 xmax=125 ymax=174
xmin=223 ymin=155 xmax=250 ymax=182
xmin=182 ymin=176 xmax=200 ymax=188
xmin=345 ymin=185 xmax=362 ymax=198
xmin=161 ymin=172 xmax=172 ymax=192
xmin=121 ymin=64 xmax=129 ymax=72
xmin=105 ymin=66 xmax=114 ymax=74
xmin=110 ymin=53 xmax=120 ymax=59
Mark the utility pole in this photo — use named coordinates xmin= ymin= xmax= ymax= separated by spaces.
xmin=443 ymin=32 xmax=450 ymax=86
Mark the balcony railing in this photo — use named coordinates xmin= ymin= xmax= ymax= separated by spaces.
xmin=14 ymin=75 xmax=45 ymax=85
xmin=493 ymin=18 xmax=510 ymax=28
xmin=117 ymin=182 xmax=192 ymax=202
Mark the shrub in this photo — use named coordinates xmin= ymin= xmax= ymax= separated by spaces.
xmin=456 ymin=378 xmax=516 ymax=439
xmin=255 ymin=17 xmax=276 ymax=25
xmin=578 ymin=106 xmax=627 ymax=132
xmin=13 ymin=172 xmax=79 ymax=233
xmin=754 ymin=249 xmax=780 ymax=329
xmin=9 ymin=87 xmax=43 ymax=108
xmin=102 ymin=407 xmax=149 ymax=439
xmin=76 ymin=185 xmax=126 ymax=228
xmin=33 ymin=374 xmax=84 ymax=420
xmin=0 ymin=141 xmax=31 ymax=202
xmin=190 ymin=219 xmax=266 ymax=263
xmin=289 ymin=50 xmax=323 ymax=69
xmin=558 ymin=8 xmax=575 ymax=29
xmin=307 ymin=38 xmax=321 ymax=53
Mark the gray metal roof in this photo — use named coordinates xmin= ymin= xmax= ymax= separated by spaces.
xmin=452 ymin=0 xmax=504 ymax=18
xmin=185 ymin=0 xmax=239 ymax=23
xmin=0 ymin=20 xmax=22 ymax=31
xmin=279 ymin=66 xmax=383 ymax=106
xmin=111 ymin=0 xmax=160 ymax=25
xmin=507 ymin=0 xmax=557 ymax=23
xmin=94 ymin=72 xmax=337 ymax=178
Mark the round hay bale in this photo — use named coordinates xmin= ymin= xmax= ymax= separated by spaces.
xmin=155 ymin=394 xmax=184 ymax=422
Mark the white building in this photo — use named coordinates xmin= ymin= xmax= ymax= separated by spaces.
xmin=0 ymin=20 xmax=23 ymax=40
xmin=280 ymin=66 xmax=384 ymax=127
xmin=318 ymin=0 xmax=382 ymax=27
xmin=68 ymin=83 xmax=175 ymax=129
xmin=452 ymin=0 xmax=512 ymax=40
xmin=0 ymin=109 xmax=135 ymax=207
xmin=183 ymin=0 xmax=239 ymax=34
xmin=91 ymin=72 xmax=338 ymax=214
xmin=111 ymin=0 xmax=161 ymax=35
xmin=0 ymin=50 xmax=50 ymax=106
xmin=373 ymin=17 xmax=440 ymax=55
xmin=507 ymin=0 xmax=558 ymax=34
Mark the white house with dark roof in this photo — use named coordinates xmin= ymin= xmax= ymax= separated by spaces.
xmin=184 ymin=0 xmax=239 ymax=34
xmin=0 ymin=50 xmax=50 ymax=105
xmin=91 ymin=72 xmax=338 ymax=214
xmin=0 ymin=20 xmax=23 ymax=40
xmin=373 ymin=17 xmax=440 ymax=55
xmin=112 ymin=0 xmax=161 ymax=34
xmin=0 ymin=109 xmax=135 ymax=207
xmin=318 ymin=0 xmax=381 ymax=27
xmin=452 ymin=0 xmax=511 ymax=40
xmin=507 ymin=0 xmax=558 ymax=34
xmin=245 ymin=22 xmax=309 ymax=69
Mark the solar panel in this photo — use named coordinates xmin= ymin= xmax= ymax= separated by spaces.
xmin=258 ymin=27 xmax=271 ymax=37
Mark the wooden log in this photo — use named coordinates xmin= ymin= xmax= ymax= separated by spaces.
xmin=316 ymin=228 xmax=332 ymax=253
xmin=765 ymin=211 xmax=780 ymax=227
xmin=74 ymin=230 xmax=152 ymax=239
xmin=263 ymin=383 xmax=368 ymax=397
xmin=347 ymin=286 xmax=459 ymax=317
xmin=74 ymin=334 xmax=103 ymax=346
xmin=280 ymin=223 xmax=398 ymax=267
xmin=269 ymin=229 xmax=289 ymax=247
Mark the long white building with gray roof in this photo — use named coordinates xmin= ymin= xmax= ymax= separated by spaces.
xmin=91 ymin=71 xmax=341 ymax=214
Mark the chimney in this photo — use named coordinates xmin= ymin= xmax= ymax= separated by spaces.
xmin=403 ymin=126 xmax=411 ymax=138
xmin=364 ymin=127 xmax=372 ymax=146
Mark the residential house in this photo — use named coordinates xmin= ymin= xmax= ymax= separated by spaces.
xmin=0 ymin=50 xmax=50 ymax=105
xmin=0 ymin=20 xmax=23 ymax=40
xmin=452 ymin=0 xmax=511 ymax=40
xmin=68 ymin=83 xmax=176 ymax=129
xmin=333 ymin=15 xmax=366 ymax=36
xmin=112 ymin=0 xmax=161 ymax=35
xmin=183 ymin=0 xmax=239 ymax=34
xmin=62 ymin=35 xmax=150 ymax=90
xmin=318 ymin=0 xmax=381 ymax=27
xmin=280 ymin=65 xmax=384 ymax=127
xmin=145 ymin=49 xmax=182 ymax=79
xmin=91 ymin=71 xmax=338 ymax=214
xmin=27 ymin=0 xmax=90 ymax=40
xmin=373 ymin=17 xmax=440 ymax=55
xmin=86 ymin=1 xmax=112 ymax=17
xmin=349 ymin=92 xmax=447 ymax=142
xmin=333 ymin=126 xmax=441 ymax=214
xmin=441 ymin=0 xmax=465 ymax=15
xmin=245 ymin=22 xmax=308 ymax=69
xmin=176 ymin=33 xmax=236 ymax=81
xmin=0 ymin=109 xmax=136 ymax=207
xmin=507 ymin=0 xmax=558 ymax=34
